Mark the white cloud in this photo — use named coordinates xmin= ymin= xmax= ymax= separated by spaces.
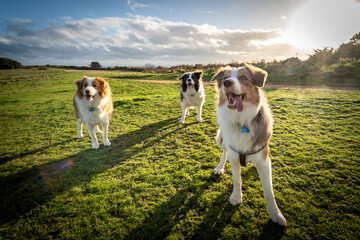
xmin=11 ymin=18 xmax=34 ymax=25
xmin=59 ymin=16 xmax=73 ymax=21
xmin=0 ymin=16 xmax=309 ymax=66
xmin=192 ymin=10 xmax=218 ymax=15
xmin=127 ymin=0 xmax=149 ymax=10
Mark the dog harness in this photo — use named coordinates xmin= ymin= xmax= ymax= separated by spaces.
xmin=229 ymin=131 xmax=270 ymax=167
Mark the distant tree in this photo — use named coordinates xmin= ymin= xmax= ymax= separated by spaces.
xmin=90 ymin=61 xmax=102 ymax=69
xmin=335 ymin=32 xmax=360 ymax=60
xmin=307 ymin=47 xmax=336 ymax=71
xmin=144 ymin=63 xmax=155 ymax=69
xmin=0 ymin=58 xmax=22 ymax=69
xmin=350 ymin=32 xmax=360 ymax=45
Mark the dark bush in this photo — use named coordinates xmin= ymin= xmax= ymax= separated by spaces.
xmin=0 ymin=58 xmax=22 ymax=69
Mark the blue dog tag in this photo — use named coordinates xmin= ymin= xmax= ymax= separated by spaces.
xmin=241 ymin=126 xmax=249 ymax=133
xmin=89 ymin=108 xmax=95 ymax=112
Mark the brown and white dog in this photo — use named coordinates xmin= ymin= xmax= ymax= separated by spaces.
xmin=73 ymin=77 xmax=113 ymax=149
xmin=211 ymin=64 xmax=286 ymax=226
xmin=178 ymin=71 xmax=205 ymax=124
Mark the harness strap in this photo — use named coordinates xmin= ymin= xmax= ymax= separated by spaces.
xmin=229 ymin=140 xmax=269 ymax=167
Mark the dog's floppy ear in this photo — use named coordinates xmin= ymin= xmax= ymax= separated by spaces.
xmin=244 ymin=64 xmax=268 ymax=88
xmin=95 ymin=77 xmax=109 ymax=98
xmin=74 ymin=76 xmax=88 ymax=89
xmin=178 ymin=73 xmax=188 ymax=81
xmin=193 ymin=71 xmax=203 ymax=80
xmin=210 ymin=66 xmax=231 ymax=90
xmin=74 ymin=76 xmax=88 ymax=98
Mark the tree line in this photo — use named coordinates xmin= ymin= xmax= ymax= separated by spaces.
xmin=1 ymin=32 xmax=359 ymax=83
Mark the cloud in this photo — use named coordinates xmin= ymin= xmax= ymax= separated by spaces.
xmin=59 ymin=16 xmax=73 ymax=21
xmin=192 ymin=10 xmax=218 ymax=15
xmin=127 ymin=0 xmax=150 ymax=10
xmin=0 ymin=16 xmax=308 ymax=66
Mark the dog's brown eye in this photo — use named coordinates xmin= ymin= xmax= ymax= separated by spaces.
xmin=240 ymin=76 xmax=247 ymax=81
xmin=93 ymin=85 xmax=97 ymax=87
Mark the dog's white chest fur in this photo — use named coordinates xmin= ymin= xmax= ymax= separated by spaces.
xmin=216 ymin=102 xmax=259 ymax=153
xmin=182 ymin=87 xmax=205 ymax=106
xmin=75 ymin=95 xmax=110 ymax=126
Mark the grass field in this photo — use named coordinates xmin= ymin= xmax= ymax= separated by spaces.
xmin=0 ymin=69 xmax=359 ymax=239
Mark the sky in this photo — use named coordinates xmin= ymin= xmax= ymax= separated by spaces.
xmin=0 ymin=0 xmax=359 ymax=67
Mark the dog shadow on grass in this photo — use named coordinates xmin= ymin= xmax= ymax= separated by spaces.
xmin=125 ymin=174 xmax=237 ymax=240
xmin=126 ymin=168 xmax=286 ymax=239
xmin=0 ymin=138 xmax=76 ymax=166
xmin=1 ymin=115 xmax=285 ymax=239
xmin=0 ymin=117 xmax=183 ymax=224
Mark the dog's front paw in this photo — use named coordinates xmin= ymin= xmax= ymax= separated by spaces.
xmin=103 ymin=140 xmax=111 ymax=146
xmin=178 ymin=119 xmax=185 ymax=124
xmin=92 ymin=143 xmax=99 ymax=149
xmin=269 ymin=211 xmax=286 ymax=226
xmin=197 ymin=118 xmax=203 ymax=123
xmin=77 ymin=134 xmax=83 ymax=139
xmin=230 ymin=193 xmax=242 ymax=206
xmin=214 ymin=167 xmax=224 ymax=175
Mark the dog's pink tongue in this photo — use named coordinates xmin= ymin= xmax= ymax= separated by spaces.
xmin=234 ymin=96 xmax=243 ymax=112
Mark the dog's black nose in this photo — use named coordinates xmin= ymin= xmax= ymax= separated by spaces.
xmin=85 ymin=89 xmax=90 ymax=94
xmin=223 ymin=79 xmax=233 ymax=88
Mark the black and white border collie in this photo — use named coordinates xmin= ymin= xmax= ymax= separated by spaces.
xmin=178 ymin=71 xmax=205 ymax=124
xmin=211 ymin=64 xmax=286 ymax=226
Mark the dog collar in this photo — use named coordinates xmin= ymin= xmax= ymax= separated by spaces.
xmin=89 ymin=108 xmax=95 ymax=112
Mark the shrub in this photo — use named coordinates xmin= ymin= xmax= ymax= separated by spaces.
xmin=330 ymin=58 xmax=360 ymax=77
xmin=0 ymin=58 xmax=22 ymax=69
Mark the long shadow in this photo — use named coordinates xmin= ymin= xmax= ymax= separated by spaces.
xmin=126 ymin=166 xmax=285 ymax=239
xmin=259 ymin=220 xmax=286 ymax=239
xmin=126 ymin=173 xmax=237 ymax=240
xmin=0 ymin=117 xmax=179 ymax=224
xmin=0 ymin=138 xmax=77 ymax=166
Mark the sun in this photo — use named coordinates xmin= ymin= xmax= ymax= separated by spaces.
xmin=283 ymin=0 xmax=360 ymax=50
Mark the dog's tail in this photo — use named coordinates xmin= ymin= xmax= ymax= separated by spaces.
xmin=215 ymin=129 xmax=223 ymax=148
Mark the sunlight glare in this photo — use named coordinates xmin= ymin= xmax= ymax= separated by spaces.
xmin=284 ymin=0 xmax=360 ymax=50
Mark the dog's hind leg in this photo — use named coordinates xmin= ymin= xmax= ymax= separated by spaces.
xmin=214 ymin=149 xmax=227 ymax=175
xmin=214 ymin=130 xmax=226 ymax=175
xmin=94 ymin=125 xmax=103 ymax=134
xmin=256 ymin=157 xmax=286 ymax=226
xmin=196 ymin=103 xmax=203 ymax=122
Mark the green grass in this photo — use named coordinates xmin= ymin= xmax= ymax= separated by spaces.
xmin=0 ymin=69 xmax=359 ymax=239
